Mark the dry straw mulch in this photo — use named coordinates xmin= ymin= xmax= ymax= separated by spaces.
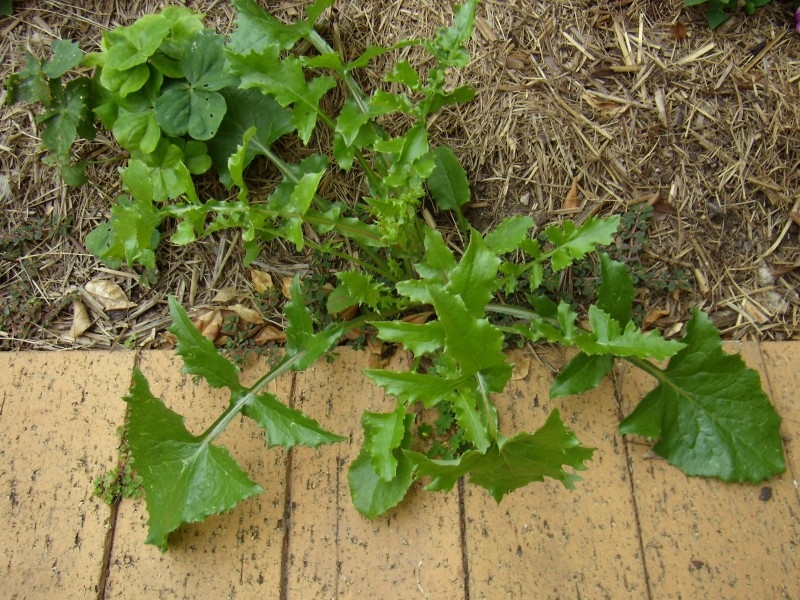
xmin=1 ymin=0 xmax=799 ymax=351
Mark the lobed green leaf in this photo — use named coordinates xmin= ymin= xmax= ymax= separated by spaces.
xmin=620 ymin=310 xmax=786 ymax=482
xmin=125 ymin=369 xmax=263 ymax=550
xmin=406 ymin=409 xmax=593 ymax=501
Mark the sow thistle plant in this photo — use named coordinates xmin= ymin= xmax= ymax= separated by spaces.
xmin=7 ymin=0 xmax=786 ymax=550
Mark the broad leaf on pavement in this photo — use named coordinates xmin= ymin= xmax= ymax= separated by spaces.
xmin=406 ymin=409 xmax=593 ymax=501
xmin=619 ymin=310 xmax=786 ymax=482
xmin=125 ymin=369 xmax=263 ymax=550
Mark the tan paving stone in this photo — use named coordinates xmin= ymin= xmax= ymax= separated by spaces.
xmin=617 ymin=342 xmax=800 ymax=599
xmin=759 ymin=341 xmax=800 ymax=501
xmin=464 ymin=348 xmax=648 ymax=599
xmin=104 ymin=352 xmax=290 ymax=599
xmin=1 ymin=351 xmax=133 ymax=599
xmin=287 ymin=348 xmax=464 ymax=599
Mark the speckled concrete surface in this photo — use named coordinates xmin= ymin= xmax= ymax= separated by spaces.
xmin=2 ymin=344 xmax=798 ymax=599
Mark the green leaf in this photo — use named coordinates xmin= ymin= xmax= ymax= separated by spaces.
xmin=99 ymin=63 xmax=151 ymax=98
xmin=153 ymin=31 xmax=231 ymax=140
xmin=446 ymin=232 xmax=501 ymax=316
xmin=596 ymin=253 xmax=635 ymax=327
xmin=427 ymin=146 xmax=470 ymax=219
xmin=550 ymin=353 xmax=615 ymax=398
xmin=349 ymin=414 xmax=415 ymax=518
xmin=167 ymin=296 xmax=242 ymax=391
xmin=0 ymin=0 xmax=12 ymax=16
xmin=425 ymin=0 xmax=478 ymax=68
xmin=104 ymin=14 xmax=171 ymax=71
xmin=39 ymin=77 xmax=95 ymax=159
xmin=545 ymin=216 xmax=619 ymax=271
xmin=7 ymin=52 xmax=49 ymax=104
xmin=327 ymin=271 xmax=388 ymax=313
xmin=125 ymin=369 xmax=263 ymax=550
xmin=363 ymin=369 xmax=465 ymax=408
xmin=284 ymin=277 xmax=344 ymax=370
xmin=385 ymin=60 xmax=421 ymax=89
xmin=229 ymin=0 xmax=307 ymax=54
xmin=43 ymin=40 xmax=84 ymax=79
xmin=576 ymin=306 xmax=684 ymax=361
xmin=346 ymin=40 xmax=420 ymax=71
xmin=84 ymin=161 xmax=162 ymax=270
xmin=450 ymin=389 xmax=492 ymax=452
xmin=406 ymin=409 xmax=594 ymax=501
xmin=207 ymin=88 xmax=294 ymax=187
xmin=242 ymin=390 xmax=345 ymax=449
xmin=619 ymin=310 xmax=786 ymax=482
xmin=372 ymin=320 xmax=445 ymax=356
xmin=485 ymin=215 xmax=535 ymax=255
xmin=132 ymin=139 xmax=198 ymax=202
xmin=361 ymin=402 xmax=408 ymax=480
xmin=334 ymin=96 xmax=371 ymax=147
xmin=229 ymin=51 xmax=336 ymax=144
xmin=429 ymin=287 xmax=508 ymax=388
xmin=412 ymin=227 xmax=457 ymax=280
xmin=59 ymin=160 xmax=88 ymax=187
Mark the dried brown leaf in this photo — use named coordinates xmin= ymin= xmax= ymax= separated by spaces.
xmin=253 ymin=324 xmax=286 ymax=345
xmin=506 ymin=348 xmax=531 ymax=381
xmin=668 ymin=22 xmax=688 ymax=41
xmin=250 ymin=269 xmax=274 ymax=294
xmin=192 ymin=308 xmax=223 ymax=342
xmin=84 ymin=279 xmax=136 ymax=311
xmin=70 ymin=300 xmax=92 ymax=339
xmin=281 ymin=276 xmax=294 ymax=300
xmin=212 ymin=287 xmax=239 ymax=303
xmin=642 ymin=307 xmax=669 ymax=330
xmin=564 ymin=177 xmax=580 ymax=210
xmin=401 ymin=311 xmax=434 ymax=325
xmin=228 ymin=304 xmax=265 ymax=325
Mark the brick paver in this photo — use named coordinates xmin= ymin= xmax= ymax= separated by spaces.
xmin=2 ymin=344 xmax=797 ymax=599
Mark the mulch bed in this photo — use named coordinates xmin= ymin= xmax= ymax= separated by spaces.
xmin=1 ymin=0 xmax=798 ymax=351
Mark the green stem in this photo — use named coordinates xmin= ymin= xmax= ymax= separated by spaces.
xmin=304 ymin=239 xmax=395 ymax=282
xmin=200 ymin=314 xmax=373 ymax=443
xmin=306 ymin=29 xmax=391 ymax=179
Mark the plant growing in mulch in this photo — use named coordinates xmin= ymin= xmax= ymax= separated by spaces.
xmin=7 ymin=0 xmax=787 ymax=550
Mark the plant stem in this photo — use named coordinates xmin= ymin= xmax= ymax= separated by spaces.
xmin=200 ymin=315 xmax=373 ymax=444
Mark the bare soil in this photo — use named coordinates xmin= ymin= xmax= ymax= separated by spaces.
xmin=1 ymin=0 xmax=799 ymax=350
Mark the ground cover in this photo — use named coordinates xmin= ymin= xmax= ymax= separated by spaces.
xmin=1 ymin=0 xmax=799 ymax=351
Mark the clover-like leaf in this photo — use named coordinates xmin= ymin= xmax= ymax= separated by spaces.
xmin=104 ymin=13 xmax=171 ymax=71
xmin=153 ymin=31 xmax=232 ymax=140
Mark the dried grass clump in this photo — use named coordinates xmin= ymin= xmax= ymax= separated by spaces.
xmin=1 ymin=0 xmax=798 ymax=349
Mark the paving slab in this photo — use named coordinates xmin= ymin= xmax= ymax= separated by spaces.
xmin=1 ymin=351 xmax=133 ymax=599
xmin=287 ymin=348 xmax=465 ymax=599
xmin=759 ymin=341 xmax=800 ymax=501
xmin=617 ymin=342 xmax=800 ymax=600
xmin=103 ymin=352 xmax=290 ymax=599
xmin=464 ymin=347 xmax=648 ymax=599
